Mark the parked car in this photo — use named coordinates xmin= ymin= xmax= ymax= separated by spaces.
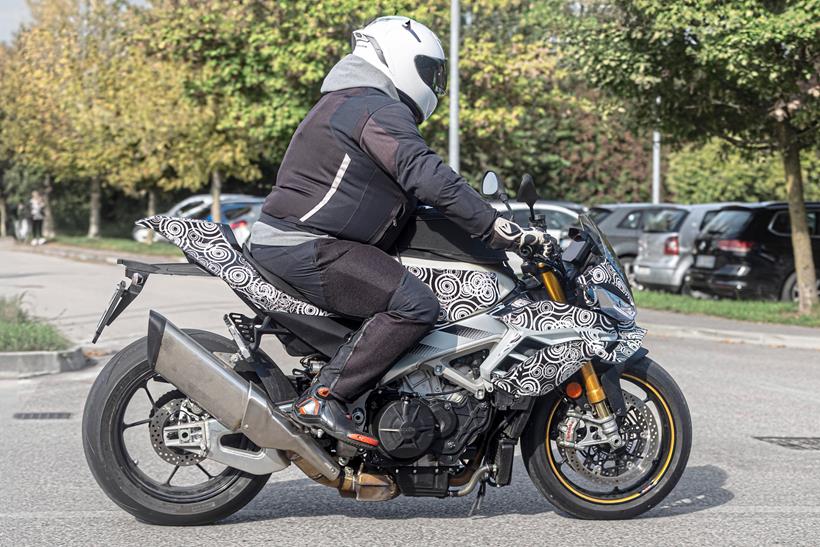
xmin=688 ymin=202 xmax=820 ymax=301
xmin=493 ymin=201 xmax=580 ymax=241
xmin=492 ymin=201 xmax=580 ymax=271
xmin=634 ymin=203 xmax=736 ymax=293
xmin=588 ymin=203 xmax=683 ymax=284
xmin=132 ymin=194 xmax=261 ymax=244
xmin=539 ymin=200 xmax=588 ymax=215
xmin=184 ymin=200 xmax=263 ymax=246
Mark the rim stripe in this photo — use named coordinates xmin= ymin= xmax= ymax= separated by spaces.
xmin=545 ymin=373 xmax=675 ymax=504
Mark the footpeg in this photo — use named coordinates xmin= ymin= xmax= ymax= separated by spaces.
xmin=224 ymin=314 xmax=252 ymax=360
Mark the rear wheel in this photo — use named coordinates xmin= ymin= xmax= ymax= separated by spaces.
xmin=522 ymin=357 xmax=691 ymax=519
xmin=781 ymin=272 xmax=820 ymax=302
xmin=82 ymin=330 xmax=271 ymax=525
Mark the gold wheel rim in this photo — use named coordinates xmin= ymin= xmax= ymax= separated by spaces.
xmin=545 ymin=373 xmax=676 ymax=504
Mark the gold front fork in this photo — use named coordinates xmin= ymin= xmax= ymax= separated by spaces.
xmin=539 ymin=265 xmax=612 ymax=419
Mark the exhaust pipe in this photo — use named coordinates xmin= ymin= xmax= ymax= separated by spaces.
xmin=146 ymin=311 xmax=340 ymax=481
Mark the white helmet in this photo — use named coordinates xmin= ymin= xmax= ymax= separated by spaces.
xmin=351 ymin=16 xmax=447 ymax=123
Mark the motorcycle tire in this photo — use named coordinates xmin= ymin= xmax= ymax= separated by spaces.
xmin=83 ymin=330 xmax=273 ymax=526
xmin=521 ymin=356 xmax=692 ymax=520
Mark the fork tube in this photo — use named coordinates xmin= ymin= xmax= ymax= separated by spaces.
xmin=539 ymin=263 xmax=611 ymax=419
xmin=539 ymin=264 xmax=566 ymax=302
xmin=580 ymin=362 xmax=611 ymax=418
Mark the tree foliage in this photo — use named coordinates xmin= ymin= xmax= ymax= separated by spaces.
xmin=0 ymin=0 xmax=658 ymax=229
xmin=668 ymin=142 xmax=820 ymax=204
xmin=138 ymin=0 xmax=652 ymax=202
xmin=551 ymin=0 xmax=820 ymax=312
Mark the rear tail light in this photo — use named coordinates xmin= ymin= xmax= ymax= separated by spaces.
xmin=230 ymin=220 xmax=248 ymax=230
xmin=716 ymin=239 xmax=754 ymax=254
xmin=663 ymin=235 xmax=679 ymax=256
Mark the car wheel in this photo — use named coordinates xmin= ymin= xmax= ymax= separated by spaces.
xmin=133 ymin=228 xmax=148 ymax=244
xmin=620 ymin=256 xmax=641 ymax=290
xmin=781 ymin=272 xmax=820 ymax=302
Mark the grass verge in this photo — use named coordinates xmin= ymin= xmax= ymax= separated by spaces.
xmin=53 ymin=236 xmax=181 ymax=257
xmin=0 ymin=295 xmax=70 ymax=352
xmin=634 ymin=290 xmax=820 ymax=328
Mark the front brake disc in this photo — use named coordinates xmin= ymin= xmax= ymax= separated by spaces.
xmin=558 ymin=392 xmax=659 ymax=486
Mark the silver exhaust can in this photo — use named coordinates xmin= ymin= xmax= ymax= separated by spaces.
xmin=146 ymin=310 xmax=340 ymax=480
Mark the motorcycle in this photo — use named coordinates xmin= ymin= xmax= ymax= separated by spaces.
xmin=82 ymin=172 xmax=691 ymax=525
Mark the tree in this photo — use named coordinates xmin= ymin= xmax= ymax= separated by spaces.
xmin=57 ymin=0 xmax=131 ymax=238
xmin=143 ymin=1 xmax=652 ymax=207
xmin=0 ymin=4 xmax=70 ymax=238
xmin=553 ymin=0 xmax=820 ymax=313
xmin=420 ymin=2 xmax=653 ymax=203
xmin=668 ymin=140 xmax=820 ymax=204
xmin=0 ymin=0 xmax=130 ymax=238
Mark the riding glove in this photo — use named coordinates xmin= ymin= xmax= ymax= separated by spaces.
xmin=486 ymin=217 xmax=557 ymax=254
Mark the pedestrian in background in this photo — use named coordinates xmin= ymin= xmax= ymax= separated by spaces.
xmin=29 ymin=190 xmax=45 ymax=246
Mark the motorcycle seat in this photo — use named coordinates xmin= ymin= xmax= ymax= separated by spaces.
xmin=241 ymin=244 xmax=309 ymax=301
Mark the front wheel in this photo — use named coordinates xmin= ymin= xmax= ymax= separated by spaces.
xmin=521 ymin=357 xmax=691 ymax=519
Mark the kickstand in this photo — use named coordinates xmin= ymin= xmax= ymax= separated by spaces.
xmin=468 ymin=480 xmax=487 ymax=517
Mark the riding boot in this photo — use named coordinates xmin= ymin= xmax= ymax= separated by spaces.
xmin=291 ymin=384 xmax=379 ymax=449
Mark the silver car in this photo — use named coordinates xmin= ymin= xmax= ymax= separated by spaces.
xmin=634 ymin=203 xmax=734 ymax=292
xmin=491 ymin=201 xmax=580 ymax=272
xmin=132 ymin=194 xmax=260 ymax=244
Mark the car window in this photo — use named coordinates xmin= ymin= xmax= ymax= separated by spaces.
xmin=223 ymin=206 xmax=253 ymax=221
xmin=176 ymin=200 xmax=206 ymax=217
xmin=702 ymin=210 xmax=753 ymax=237
xmin=700 ymin=210 xmax=719 ymax=230
xmin=186 ymin=204 xmax=210 ymax=220
xmin=770 ymin=210 xmax=818 ymax=237
xmin=191 ymin=209 xmax=211 ymax=220
xmin=541 ymin=210 xmax=575 ymax=231
xmin=617 ymin=210 xmax=643 ymax=230
xmin=643 ymin=209 xmax=688 ymax=233
xmin=589 ymin=208 xmax=611 ymax=224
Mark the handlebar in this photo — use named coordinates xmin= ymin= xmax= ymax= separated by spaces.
xmin=517 ymin=230 xmax=561 ymax=262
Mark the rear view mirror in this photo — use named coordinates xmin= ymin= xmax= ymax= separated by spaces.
xmin=517 ymin=174 xmax=540 ymax=209
xmin=482 ymin=171 xmax=500 ymax=197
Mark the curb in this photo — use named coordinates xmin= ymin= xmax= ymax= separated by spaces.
xmin=9 ymin=242 xmax=184 ymax=265
xmin=0 ymin=346 xmax=94 ymax=379
xmin=644 ymin=323 xmax=820 ymax=351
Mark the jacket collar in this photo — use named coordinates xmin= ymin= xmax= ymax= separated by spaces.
xmin=320 ymin=55 xmax=399 ymax=100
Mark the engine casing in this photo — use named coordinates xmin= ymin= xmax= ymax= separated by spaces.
xmin=375 ymin=399 xmax=437 ymax=461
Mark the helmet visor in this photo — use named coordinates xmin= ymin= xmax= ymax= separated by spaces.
xmin=415 ymin=55 xmax=447 ymax=96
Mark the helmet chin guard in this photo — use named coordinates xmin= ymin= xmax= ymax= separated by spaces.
xmin=352 ymin=16 xmax=447 ymax=123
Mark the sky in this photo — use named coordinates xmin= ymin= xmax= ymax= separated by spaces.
xmin=0 ymin=0 xmax=31 ymax=43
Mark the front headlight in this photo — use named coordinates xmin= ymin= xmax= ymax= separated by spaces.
xmin=592 ymin=286 xmax=637 ymax=323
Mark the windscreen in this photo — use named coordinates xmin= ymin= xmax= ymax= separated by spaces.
xmin=589 ymin=208 xmax=612 ymax=224
xmin=702 ymin=209 xmax=752 ymax=238
xmin=578 ymin=213 xmax=635 ymax=303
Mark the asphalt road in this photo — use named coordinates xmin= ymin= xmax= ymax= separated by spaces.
xmin=3 ymin=245 xmax=820 ymax=545
xmin=3 ymin=333 xmax=820 ymax=544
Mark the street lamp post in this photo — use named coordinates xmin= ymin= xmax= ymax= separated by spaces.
xmin=652 ymin=129 xmax=661 ymax=204
xmin=448 ymin=0 xmax=460 ymax=172
xmin=652 ymin=96 xmax=661 ymax=204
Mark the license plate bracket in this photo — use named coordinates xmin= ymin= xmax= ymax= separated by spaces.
xmin=92 ymin=273 xmax=147 ymax=343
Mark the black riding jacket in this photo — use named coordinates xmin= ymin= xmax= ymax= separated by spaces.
xmin=260 ymin=55 xmax=497 ymax=250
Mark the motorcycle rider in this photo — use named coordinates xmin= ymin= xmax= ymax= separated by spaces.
xmin=249 ymin=16 xmax=553 ymax=448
